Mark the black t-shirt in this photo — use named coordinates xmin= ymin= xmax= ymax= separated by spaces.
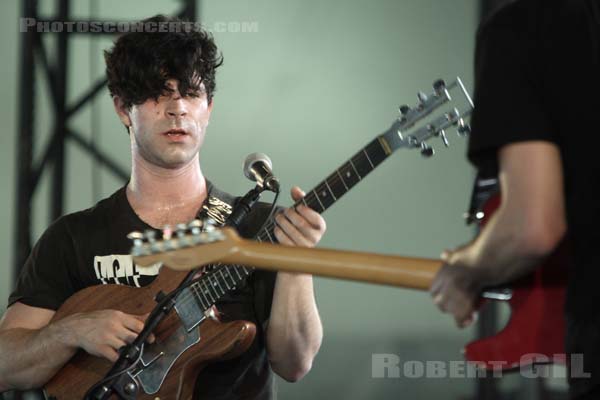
xmin=9 ymin=181 xmax=278 ymax=400
xmin=467 ymin=0 xmax=600 ymax=395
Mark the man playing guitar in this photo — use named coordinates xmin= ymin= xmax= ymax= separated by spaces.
xmin=0 ymin=14 xmax=326 ymax=399
xmin=430 ymin=0 xmax=600 ymax=398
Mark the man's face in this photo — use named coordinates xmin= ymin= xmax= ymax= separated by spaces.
xmin=126 ymin=79 xmax=213 ymax=169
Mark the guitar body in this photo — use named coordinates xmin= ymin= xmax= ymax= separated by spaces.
xmin=463 ymin=194 xmax=569 ymax=370
xmin=44 ymin=267 xmax=256 ymax=399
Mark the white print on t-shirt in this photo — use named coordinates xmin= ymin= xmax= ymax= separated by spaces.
xmin=93 ymin=254 xmax=161 ymax=287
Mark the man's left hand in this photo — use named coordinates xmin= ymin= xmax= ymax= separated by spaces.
xmin=274 ymin=186 xmax=326 ymax=248
xmin=430 ymin=249 xmax=483 ymax=328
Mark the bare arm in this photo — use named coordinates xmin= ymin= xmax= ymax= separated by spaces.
xmin=431 ymin=141 xmax=567 ymax=326
xmin=0 ymin=302 xmax=147 ymax=391
xmin=267 ymin=186 xmax=325 ymax=382
xmin=0 ymin=303 xmax=69 ymax=391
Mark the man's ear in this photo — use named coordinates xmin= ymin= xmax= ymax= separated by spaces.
xmin=207 ymin=99 xmax=214 ymax=118
xmin=112 ymin=96 xmax=132 ymax=127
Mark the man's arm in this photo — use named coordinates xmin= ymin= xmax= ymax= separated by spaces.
xmin=267 ymin=186 xmax=325 ymax=382
xmin=430 ymin=141 xmax=567 ymax=327
xmin=0 ymin=302 xmax=148 ymax=391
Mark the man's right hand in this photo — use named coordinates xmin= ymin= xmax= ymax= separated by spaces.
xmin=57 ymin=310 xmax=151 ymax=362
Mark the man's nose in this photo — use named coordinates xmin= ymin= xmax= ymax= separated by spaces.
xmin=166 ymin=101 xmax=187 ymax=119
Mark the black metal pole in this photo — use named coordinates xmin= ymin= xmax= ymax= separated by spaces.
xmin=14 ymin=0 xmax=37 ymax=280
xmin=51 ymin=0 xmax=69 ymax=222
xmin=180 ymin=0 xmax=197 ymax=20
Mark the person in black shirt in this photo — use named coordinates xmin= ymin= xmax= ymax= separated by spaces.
xmin=0 ymin=15 xmax=326 ymax=399
xmin=429 ymin=0 xmax=600 ymax=398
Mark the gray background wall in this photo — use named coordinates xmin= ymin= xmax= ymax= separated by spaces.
xmin=0 ymin=0 xmax=535 ymax=398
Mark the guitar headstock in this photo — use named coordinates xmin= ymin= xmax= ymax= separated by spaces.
xmin=382 ymin=77 xmax=474 ymax=157
xmin=128 ymin=220 xmax=243 ymax=269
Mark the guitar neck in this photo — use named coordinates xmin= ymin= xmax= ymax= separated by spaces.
xmin=139 ymin=231 xmax=442 ymax=290
xmin=139 ymin=77 xmax=475 ymax=316
xmin=155 ymin=135 xmax=398 ymax=317
xmin=257 ymin=135 xmax=393 ymax=242
xmin=220 ymin=240 xmax=442 ymax=290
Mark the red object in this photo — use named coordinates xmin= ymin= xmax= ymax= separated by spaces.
xmin=463 ymin=194 xmax=569 ymax=371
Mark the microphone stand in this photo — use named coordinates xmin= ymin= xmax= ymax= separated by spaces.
xmin=226 ymin=185 xmax=266 ymax=229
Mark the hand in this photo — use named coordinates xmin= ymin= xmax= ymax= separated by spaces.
xmin=274 ymin=186 xmax=326 ymax=248
xmin=429 ymin=249 xmax=483 ymax=328
xmin=59 ymin=310 xmax=152 ymax=362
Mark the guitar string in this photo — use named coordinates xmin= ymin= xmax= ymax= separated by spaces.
xmin=172 ymin=190 xmax=335 ymax=312
xmin=166 ymin=149 xmax=383 ymax=313
xmin=152 ymin=100 xmax=472 ymax=311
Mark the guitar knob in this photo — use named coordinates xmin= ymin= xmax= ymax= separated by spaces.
xmin=123 ymin=382 xmax=138 ymax=395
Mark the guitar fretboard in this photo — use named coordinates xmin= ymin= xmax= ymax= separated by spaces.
xmin=183 ymin=137 xmax=392 ymax=314
xmin=258 ymin=137 xmax=390 ymax=240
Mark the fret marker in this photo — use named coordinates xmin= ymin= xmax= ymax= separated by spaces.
xmin=336 ymin=170 xmax=349 ymax=190
xmin=349 ymin=160 xmax=362 ymax=180
xmin=324 ymin=180 xmax=337 ymax=200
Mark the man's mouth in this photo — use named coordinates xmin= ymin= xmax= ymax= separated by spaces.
xmin=163 ymin=128 xmax=188 ymax=136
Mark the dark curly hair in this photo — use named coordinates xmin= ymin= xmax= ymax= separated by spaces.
xmin=104 ymin=15 xmax=223 ymax=109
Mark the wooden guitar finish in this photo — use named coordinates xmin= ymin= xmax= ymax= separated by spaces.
xmin=44 ymin=266 xmax=256 ymax=400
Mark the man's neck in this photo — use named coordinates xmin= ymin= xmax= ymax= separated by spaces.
xmin=127 ymin=154 xmax=207 ymax=227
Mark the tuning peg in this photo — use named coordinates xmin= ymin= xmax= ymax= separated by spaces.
xmin=175 ymin=223 xmax=192 ymax=247
xmin=127 ymin=231 xmax=144 ymax=249
xmin=457 ymin=119 xmax=471 ymax=136
xmin=144 ymin=229 xmax=156 ymax=242
xmin=143 ymin=229 xmax=161 ymax=253
xmin=162 ymin=225 xmax=173 ymax=240
xmin=176 ymin=223 xmax=187 ymax=236
xmin=188 ymin=219 xmax=203 ymax=228
xmin=399 ymin=104 xmax=411 ymax=115
xmin=420 ymin=143 xmax=434 ymax=157
xmin=188 ymin=219 xmax=203 ymax=234
xmin=439 ymin=130 xmax=449 ymax=147
xmin=433 ymin=79 xmax=446 ymax=94
xmin=204 ymin=218 xmax=217 ymax=232
xmin=417 ymin=92 xmax=428 ymax=104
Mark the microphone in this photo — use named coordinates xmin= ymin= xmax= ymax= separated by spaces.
xmin=243 ymin=153 xmax=280 ymax=192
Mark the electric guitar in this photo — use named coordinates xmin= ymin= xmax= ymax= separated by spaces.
xmin=462 ymin=179 xmax=569 ymax=371
xmin=43 ymin=78 xmax=474 ymax=399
